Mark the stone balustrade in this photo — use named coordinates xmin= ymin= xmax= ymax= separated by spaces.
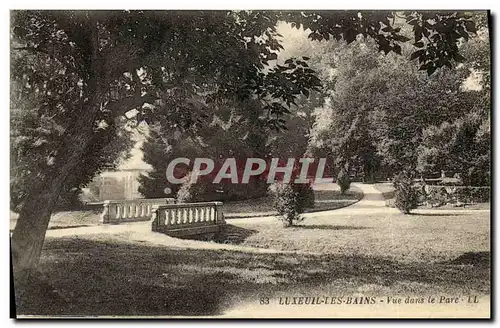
xmin=152 ymin=202 xmax=226 ymax=238
xmin=100 ymin=198 xmax=175 ymax=224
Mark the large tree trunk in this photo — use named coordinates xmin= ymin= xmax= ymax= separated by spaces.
xmin=11 ymin=16 xmax=104 ymax=285
xmin=11 ymin=130 xmax=96 ymax=283
xmin=11 ymin=184 xmax=61 ymax=283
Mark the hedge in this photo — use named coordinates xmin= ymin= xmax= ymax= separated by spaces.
xmin=420 ymin=185 xmax=490 ymax=206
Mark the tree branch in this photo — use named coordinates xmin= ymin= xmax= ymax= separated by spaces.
xmin=12 ymin=46 xmax=80 ymax=75
xmin=107 ymin=94 xmax=158 ymax=117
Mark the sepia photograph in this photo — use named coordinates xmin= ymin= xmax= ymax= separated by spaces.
xmin=9 ymin=9 xmax=491 ymax=318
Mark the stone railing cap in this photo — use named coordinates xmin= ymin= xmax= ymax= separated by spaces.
xmin=103 ymin=198 xmax=175 ymax=204
xmin=154 ymin=201 xmax=223 ymax=209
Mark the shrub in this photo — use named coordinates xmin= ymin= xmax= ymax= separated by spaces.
xmin=414 ymin=182 xmax=427 ymax=205
xmin=295 ymin=183 xmax=315 ymax=209
xmin=55 ymin=188 xmax=84 ymax=211
xmin=176 ymin=173 xmax=217 ymax=203
xmin=337 ymin=168 xmax=351 ymax=194
xmin=272 ymin=182 xmax=315 ymax=227
xmin=217 ymin=179 xmax=268 ymax=201
xmin=177 ymin=172 xmax=270 ymax=203
xmin=454 ymin=186 xmax=490 ymax=204
xmin=393 ymin=171 xmax=418 ymax=214
xmin=422 ymin=185 xmax=490 ymax=206
xmin=424 ymin=185 xmax=449 ymax=207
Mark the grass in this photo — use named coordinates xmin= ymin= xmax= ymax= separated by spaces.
xmin=13 ymin=185 xmax=490 ymax=317
xmin=226 ymin=211 xmax=490 ymax=264
xmin=16 ymin=231 xmax=490 ymax=317
xmin=10 ymin=210 xmax=101 ymax=231
xmin=373 ymin=182 xmax=395 ymax=200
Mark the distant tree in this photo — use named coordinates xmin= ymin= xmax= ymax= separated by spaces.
xmin=417 ymin=114 xmax=490 ymax=186
xmin=416 ymin=23 xmax=490 ymax=185
xmin=308 ymin=38 xmax=385 ymax=180
xmin=139 ymin=99 xmax=270 ymax=201
xmin=137 ymin=127 xmax=184 ymax=199
xmin=267 ymin=91 xmax=323 ymax=159
xmin=309 ymin=12 xmax=488 ymax=180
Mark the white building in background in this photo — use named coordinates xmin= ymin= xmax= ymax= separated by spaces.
xmin=83 ymin=137 xmax=152 ymax=202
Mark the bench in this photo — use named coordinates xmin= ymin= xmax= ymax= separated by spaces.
xmin=151 ymin=202 xmax=226 ymax=239
xmin=100 ymin=198 xmax=175 ymax=224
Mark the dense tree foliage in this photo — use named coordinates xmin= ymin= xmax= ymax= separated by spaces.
xmin=139 ymin=99 xmax=269 ymax=201
xmin=308 ymin=13 xmax=489 ymax=188
xmin=10 ymin=47 xmax=135 ymax=210
xmin=417 ymin=27 xmax=490 ymax=185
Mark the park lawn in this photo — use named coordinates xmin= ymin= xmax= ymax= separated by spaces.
xmin=10 ymin=210 xmax=101 ymax=231
xmin=228 ymin=210 xmax=490 ymax=264
xmin=16 ymin=230 xmax=489 ymax=317
xmin=373 ymin=182 xmax=395 ymax=200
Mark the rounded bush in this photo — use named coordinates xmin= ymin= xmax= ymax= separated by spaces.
xmin=337 ymin=168 xmax=351 ymax=194
xmin=393 ymin=171 xmax=418 ymax=214
xmin=272 ymin=182 xmax=315 ymax=227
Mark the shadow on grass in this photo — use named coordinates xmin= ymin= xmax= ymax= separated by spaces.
xmin=214 ymin=224 xmax=259 ymax=244
xmin=15 ymin=237 xmax=490 ymax=317
xmin=440 ymin=251 xmax=490 ymax=268
xmin=294 ymin=225 xmax=371 ymax=230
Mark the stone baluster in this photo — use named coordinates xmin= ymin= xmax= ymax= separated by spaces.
xmin=164 ymin=209 xmax=169 ymax=227
xmin=208 ymin=207 xmax=213 ymax=222
xmin=177 ymin=208 xmax=182 ymax=224
xmin=123 ymin=204 xmax=128 ymax=219
xmin=171 ymin=208 xmax=177 ymax=225
xmin=116 ymin=204 xmax=122 ymax=221
xmin=119 ymin=204 xmax=124 ymax=221
xmin=140 ymin=204 xmax=145 ymax=218
xmin=167 ymin=208 xmax=173 ymax=225
xmin=201 ymin=207 xmax=206 ymax=222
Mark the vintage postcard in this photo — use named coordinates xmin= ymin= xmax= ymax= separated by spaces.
xmin=10 ymin=10 xmax=491 ymax=318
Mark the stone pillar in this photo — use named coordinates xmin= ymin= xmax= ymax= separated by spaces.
xmin=214 ymin=201 xmax=225 ymax=224
xmin=151 ymin=205 xmax=159 ymax=232
xmin=100 ymin=200 xmax=110 ymax=224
